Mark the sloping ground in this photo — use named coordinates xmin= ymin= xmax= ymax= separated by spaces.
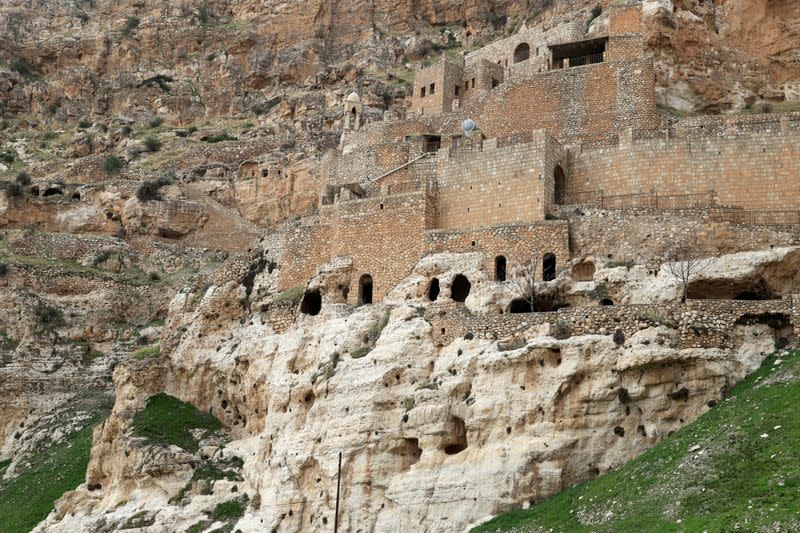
xmin=0 ymin=392 xmax=113 ymax=533
xmin=473 ymin=350 xmax=800 ymax=533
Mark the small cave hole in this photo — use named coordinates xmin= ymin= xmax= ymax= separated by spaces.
xmin=450 ymin=274 xmax=471 ymax=303
xmin=300 ymin=289 xmax=322 ymax=316
xmin=509 ymin=298 xmax=533 ymax=314
xmin=428 ymin=277 xmax=440 ymax=301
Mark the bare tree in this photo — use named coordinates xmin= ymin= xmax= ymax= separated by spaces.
xmin=506 ymin=256 xmax=539 ymax=311
xmin=664 ymin=244 xmax=709 ymax=303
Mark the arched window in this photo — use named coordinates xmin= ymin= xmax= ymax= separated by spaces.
xmin=358 ymin=274 xmax=373 ymax=305
xmin=451 ymin=274 xmax=471 ymax=303
xmin=428 ymin=278 xmax=440 ymax=301
xmin=553 ymin=165 xmax=566 ymax=205
xmin=514 ymin=43 xmax=530 ymax=64
xmin=494 ymin=256 xmax=507 ymax=282
xmin=542 ymin=253 xmax=556 ymax=282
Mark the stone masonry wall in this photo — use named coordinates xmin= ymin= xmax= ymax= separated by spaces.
xmin=433 ymin=131 xmax=565 ymax=228
xmin=568 ymin=114 xmax=800 ymax=211
xmin=425 ymin=298 xmax=793 ymax=349
xmin=424 ymin=221 xmax=570 ymax=277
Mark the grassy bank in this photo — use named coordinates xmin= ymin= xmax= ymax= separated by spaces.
xmin=474 ymin=350 xmax=800 ymax=532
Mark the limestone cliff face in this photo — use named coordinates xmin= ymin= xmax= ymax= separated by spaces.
xmin=31 ymin=250 xmax=789 ymax=533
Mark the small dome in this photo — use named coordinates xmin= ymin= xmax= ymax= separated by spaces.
xmin=346 ymin=92 xmax=361 ymax=103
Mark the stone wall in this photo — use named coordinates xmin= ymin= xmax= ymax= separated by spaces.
xmin=424 ymin=221 xmax=570 ymax=277
xmin=555 ymin=205 xmax=800 ymax=263
xmin=279 ymin=192 xmax=432 ymax=302
xmin=425 ymin=298 xmax=793 ymax=349
xmin=568 ymin=113 xmax=800 ymax=211
xmin=433 ymin=131 xmax=565 ymax=228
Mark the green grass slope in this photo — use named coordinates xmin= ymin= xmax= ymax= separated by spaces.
xmin=0 ymin=393 xmax=113 ymax=533
xmin=474 ymin=350 xmax=800 ymax=533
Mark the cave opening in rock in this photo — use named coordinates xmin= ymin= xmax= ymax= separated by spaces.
xmin=71 ymin=192 xmax=81 ymax=200
xmin=571 ymin=261 xmax=595 ymax=282
xmin=509 ymin=298 xmax=533 ymax=313
xmin=43 ymin=187 xmax=63 ymax=197
xmin=428 ymin=277 xmax=440 ymax=301
xmin=443 ymin=416 xmax=468 ymax=455
xmin=688 ymin=277 xmax=778 ymax=300
xmin=600 ymin=298 xmax=614 ymax=306
xmin=300 ymin=289 xmax=322 ymax=316
xmin=451 ymin=274 xmax=471 ymax=303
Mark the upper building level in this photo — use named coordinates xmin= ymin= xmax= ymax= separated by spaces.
xmin=410 ymin=4 xmax=646 ymax=117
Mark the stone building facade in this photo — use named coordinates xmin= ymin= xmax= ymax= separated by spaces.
xmin=270 ymin=3 xmax=800 ymax=306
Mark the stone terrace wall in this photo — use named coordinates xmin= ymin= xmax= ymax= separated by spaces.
xmin=568 ymin=113 xmax=800 ymax=211
xmin=556 ymin=205 xmax=800 ymax=264
xmin=425 ymin=298 xmax=793 ymax=349
xmin=424 ymin=222 xmax=570 ymax=277
xmin=322 ymin=141 xmax=410 ymax=189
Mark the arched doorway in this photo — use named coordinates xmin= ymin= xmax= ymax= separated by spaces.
xmin=553 ymin=165 xmax=566 ymax=205
xmin=542 ymin=253 xmax=556 ymax=282
xmin=428 ymin=278 xmax=440 ymax=301
xmin=494 ymin=256 xmax=507 ymax=282
xmin=451 ymin=275 xmax=471 ymax=303
xmin=509 ymin=298 xmax=533 ymax=313
xmin=358 ymin=274 xmax=373 ymax=305
xmin=600 ymin=298 xmax=614 ymax=306
xmin=514 ymin=43 xmax=530 ymax=64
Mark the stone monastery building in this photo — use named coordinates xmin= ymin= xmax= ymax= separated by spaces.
xmin=269 ymin=4 xmax=800 ymax=308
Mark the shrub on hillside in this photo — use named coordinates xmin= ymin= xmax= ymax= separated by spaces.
xmin=148 ymin=117 xmax=163 ymax=128
xmin=121 ymin=16 xmax=140 ymax=37
xmin=9 ymin=58 xmax=32 ymax=76
xmin=103 ymin=155 xmax=125 ymax=174
xmin=15 ymin=171 xmax=31 ymax=186
xmin=0 ymin=263 xmax=8 ymax=277
xmin=0 ymin=181 xmax=22 ymax=198
xmin=143 ymin=136 xmax=162 ymax=152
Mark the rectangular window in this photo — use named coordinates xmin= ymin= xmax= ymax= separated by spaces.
xmin=455 ymin=85 xmax=460 ymax=97
xmin=471 ymin=78 xmax=476 ymax=88
xmin=430 ymin=83 xmax=435 ymax=94
xmin=491 ymin=78 xmax=499 ymax=88
xmin=421 ymin=86 xmax=426 ymax=98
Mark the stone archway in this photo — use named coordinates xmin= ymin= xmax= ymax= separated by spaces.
xmin=514 ymin=42 xmax=530 ymax=64
xmin=542 ymin=253 xmax=556 ymax=282
xmin=554 ymin=165 xmax=566 ymax=205
xmin=494 ymin=256 xmax=507 ymax=282
xmin=358 ymin=274 xmax=374 ymax=305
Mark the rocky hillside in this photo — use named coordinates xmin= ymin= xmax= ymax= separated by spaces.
xmin=0 ymin=1 xmax=798 ymax=532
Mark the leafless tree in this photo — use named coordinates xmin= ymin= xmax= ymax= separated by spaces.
xmin=506 ymin=256 xmax=539 ymax=311
xmin=664 ymin=244 xmax=710 ymax=303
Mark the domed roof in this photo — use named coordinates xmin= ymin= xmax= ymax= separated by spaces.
xmin=346 ymin=92 xmax=361 ymax=103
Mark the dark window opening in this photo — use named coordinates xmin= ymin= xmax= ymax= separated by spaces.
xmin=262 ymin=168 xmax=269 ymax=177
xmin=553 ymin=165 xmax=566 ymax=205
xmin=428 ymin=278 xmax=440 ymax=301
xmin=430 ymin=83 xmax=435 ymax=94
xmin=491 ymin=78 xmax=499 ymax=88
xmin=494 ymin=256 xmax=507 ymax=282
xmin=471 ymin=78 xmax=476 ymax=88
xmin=509 ymin=298 xmax=533 ymax=314
xmin=514 ymin=42 xmax=530 ymax=64
xmin=350 ymin=108 xmax=357 ymax=124
xmin=358 ymin=274 xmax=373 ymax=305
xmin=43 ymin=187 xmax=63 ymax=197
xmin=451 ymin=274 xmax=471 ymax=303
xmin=423 ymin=135 xmax=441 ymax=153
xmin=300 ymin=289 xmax=322 ymax=316
xmin=600 ymin=298 xmax=614 ymax=306
xmin=550 ymin=37 xmax=607 ymax=70
xmin=420 ymin=86 xmax=426 ymax=98
xmin=455 ymin=85 xmax=460 ymax=97
xmin=542 ymin=253 xmax=556 ymax=282
xmin=71 ymin=192 xmax=81 ymax=200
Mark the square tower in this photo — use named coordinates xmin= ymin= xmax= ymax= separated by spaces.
xmin=410 ymin=57 xmax=465 ymax=116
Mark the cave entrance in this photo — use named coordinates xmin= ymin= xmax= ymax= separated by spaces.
xmin=443 ymin=416 xmax=468 ymax=455
xmin=428 ymin=278 xmax=440 ymax=301
xmin=509 ymin=298 xmax=533 ymax=314
xmin=358 ymin=274 xmax=373 ymax=305
xmin=451 ymin=274 xmax=471 ymax=303
xmin=571 ymin=261 xmax=595 ymax=282
xmin=300 ymin=289 xmax=322 ymax=316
